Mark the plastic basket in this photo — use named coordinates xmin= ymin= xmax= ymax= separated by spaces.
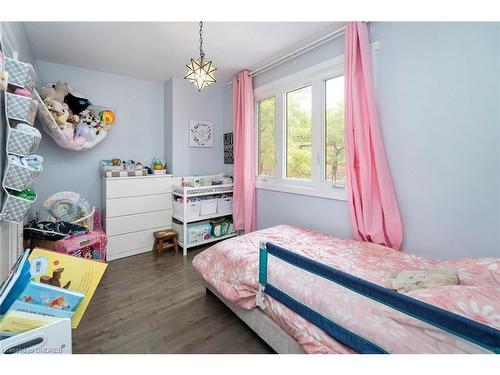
xmin=0 ymin=191 xmax=37 ymax=223
xmin=71 ymin=207 xmax=95 ymax=231
xmin=217 ymin=197 xmax=232 ymax=214
xmin=3 ymin=159 xmax=42 ymax=192
xmin=173 ymin=200 xmax=201 ymax=220
xmin=7 ymin=124 xmax=42 ymax=156
xmin=5 ymin=57 xmax=37 ymax=92
xmin=200 ymin=198 xmax=217 ymax=216
xmin=6 ymin=92 xmax=38 ymax=125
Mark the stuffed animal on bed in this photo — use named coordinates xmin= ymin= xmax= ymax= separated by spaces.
xmin=385 ymin=266 xmax=458 ymax=293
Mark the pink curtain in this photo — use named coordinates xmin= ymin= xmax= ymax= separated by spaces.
xmin=345 ymin=22 xmax=403 ymax=250
xmin=232 ymin=71 xmax=256 ymax=233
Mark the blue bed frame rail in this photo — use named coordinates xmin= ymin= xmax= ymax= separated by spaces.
xmin=257 ymin=241 xmax=500 ymax=354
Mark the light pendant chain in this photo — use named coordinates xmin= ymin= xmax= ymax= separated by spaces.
xmin=199 ymin=21 xmax=205 ymax=61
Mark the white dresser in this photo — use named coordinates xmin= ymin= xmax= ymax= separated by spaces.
xmin=102 ymin=175 xmax=173 ymax=261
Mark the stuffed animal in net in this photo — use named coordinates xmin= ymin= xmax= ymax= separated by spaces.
xmin=74 ymin=109 xmax=107 ymax=148
xmin=43 ymin=98 xmax=68 ymax=129
xmin=39 ymin=81 xmax=70 ymax=103
xmin=64 ymin=92 xmax=92 ymax=114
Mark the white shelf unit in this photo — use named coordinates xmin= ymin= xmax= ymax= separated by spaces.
xmin=172 ymin=184 xmax=235 ymax=255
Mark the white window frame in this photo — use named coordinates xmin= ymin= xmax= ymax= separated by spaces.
xmin=254 ymin=56 xmax=347 ymax=201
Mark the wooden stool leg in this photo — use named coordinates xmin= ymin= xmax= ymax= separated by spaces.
xmin=173 ymin=237 xmax=179 ymax=255
xmin=153 ymin=239 xmax=158 ymax=256
xmin=158 ymin=239 xmax=164 ymax=257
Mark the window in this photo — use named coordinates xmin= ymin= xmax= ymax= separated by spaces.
xmin=255 ymin=57 xmax=346 ymax=201
xmin=257 ymin=97 xmax=276 ymax=176
xmin=325 ymin=76 xmax=345 ymax=187
xmin=286 ymin=86 xmax=312 ymax=179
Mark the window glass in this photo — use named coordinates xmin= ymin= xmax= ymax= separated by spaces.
xmin=325 ymin=76 xmax=345 ymax=186
xmin=286 ymin=86 xmax=312 ymax=179
xmin=257 ymin=97 xmax=276 ymax=176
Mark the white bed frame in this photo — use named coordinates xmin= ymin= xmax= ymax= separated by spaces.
xmin=204 ymin=282 xmax=304 ymax=354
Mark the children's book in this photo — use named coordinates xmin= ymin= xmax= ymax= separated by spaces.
xmin=9 ymin=300 xmax=74 ymax=319
xmin=29 ymin=248 xmax=107 ymax=328
xmin=0 ymin=309 xmax=60 ymax=337
xmin=17 ymin=280 xmax=84 ymax=311
xmin=0 ymin=250 xmax=31 ymax=314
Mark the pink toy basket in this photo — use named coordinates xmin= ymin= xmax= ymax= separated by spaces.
xmin=53 ymin=211 xmax=107 ymax=262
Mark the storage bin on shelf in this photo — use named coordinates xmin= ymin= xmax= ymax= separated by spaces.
xmin=3 ymin=158 xmax=42 ymax=192
xmin=217 ymin=196 xmax=232 ymax=215
xmin=173 ymin=219 xmax=211 ymax=245
xmin=200 ymin=198 xmax=217 ymax=216
xmin=4 ymin=57 xmax=37 ymax=91
xmin=172 ymin=219 xmax=183 ymax=242
xmin=6 ymin=92 xmax=38 ymax=125
xmin=7 ymin=123 xmax=42 ymax=156
xmin=173 ymin=200 xmax=201 ymax=220
xmin=1 ymin=190 xmax=37 ymax=223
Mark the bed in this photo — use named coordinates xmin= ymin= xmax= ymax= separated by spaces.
xmin=193 ymin=225 xmax=500 ymax=354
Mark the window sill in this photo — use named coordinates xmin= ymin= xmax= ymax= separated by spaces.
xmin=255 ymin=180 xmax=348 ymax=202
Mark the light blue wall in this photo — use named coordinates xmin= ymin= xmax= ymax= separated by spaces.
xmin=371 ymin=22 xmax=500 ymax=258
xmin=254 ymin=22 xmax=500 ymax=259
xmin=168 ymin=77 xmax=224 ymax=176
xmin=34 ymin=60 xmax=165 ymax=212
xmin=164 ymin=79 xmax=173 ymax=173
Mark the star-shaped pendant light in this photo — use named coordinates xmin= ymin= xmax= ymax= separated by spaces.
xmin=184 ymin=21 xmax=216 ymax=91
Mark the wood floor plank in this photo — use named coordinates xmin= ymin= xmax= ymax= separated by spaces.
xmin=72 ymin=247 xmax=274 ymax=354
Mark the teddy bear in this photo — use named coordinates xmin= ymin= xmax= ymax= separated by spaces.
xmin=62 ymin=103 xmax=80 ymax=125
xmin=44 ymin=98 xmax=68 ymax=129
xmin=39 ymin=81 xmax=70 ymax=103
xmin=384 ymin=266 xmax=458 ymax=293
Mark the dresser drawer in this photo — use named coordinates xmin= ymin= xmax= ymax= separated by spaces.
xmin=106 ymin=193 xmax=172 ymax=218
xmin=107 ymin=227 xmax=169 ymax=261
xmin=106 ymin=176 xmax=172 ymax=199
xmin=106 ymin=210 xmax=172 ymax=236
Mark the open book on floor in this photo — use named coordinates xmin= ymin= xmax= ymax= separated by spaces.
xmin=28 ymin=248 xmax=107 ymax=328
xmin=10 ymin=280 xmax=84 ymax=319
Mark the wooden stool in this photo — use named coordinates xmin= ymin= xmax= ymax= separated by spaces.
xmin=153 ymin=230 xmax=179 ymax=256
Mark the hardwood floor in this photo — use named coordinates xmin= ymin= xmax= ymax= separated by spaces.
xmin=72 ymin=247 xmax=274 ymax=354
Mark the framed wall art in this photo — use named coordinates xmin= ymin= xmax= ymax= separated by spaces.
xmin=189 ymin=120 xmax=214 ymax=148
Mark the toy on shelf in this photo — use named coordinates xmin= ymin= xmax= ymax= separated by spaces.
xmin=100 ymin=158 xmax=149 ymax=177
xmin=151 ymin=157 xmax=167 ymax=175
xmin=35 ymin=81 xmax=117 ymax=151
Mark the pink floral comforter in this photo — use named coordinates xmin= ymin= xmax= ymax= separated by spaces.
xmin=192 ymin=225 xmax=500 ymax=353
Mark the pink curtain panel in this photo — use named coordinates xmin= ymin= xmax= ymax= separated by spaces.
xmin=232 ymin=71 xmax=256 ymax=233
xmin=345 ymin=22 xmax=403 ymax=250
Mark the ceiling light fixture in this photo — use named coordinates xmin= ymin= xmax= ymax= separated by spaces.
xmin=184 ymin=21 xmax=216 ymax=92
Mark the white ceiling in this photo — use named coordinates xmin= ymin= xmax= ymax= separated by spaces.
xmin=24 ymin=22 xmax=342 ymax=84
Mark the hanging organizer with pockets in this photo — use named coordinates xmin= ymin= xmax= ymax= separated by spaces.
xmin=1 ymin=55 xmax=42 ymax=223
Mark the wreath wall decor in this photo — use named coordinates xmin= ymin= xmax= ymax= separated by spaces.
xmin=189 ymin=120 xmax=213 ymax=148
